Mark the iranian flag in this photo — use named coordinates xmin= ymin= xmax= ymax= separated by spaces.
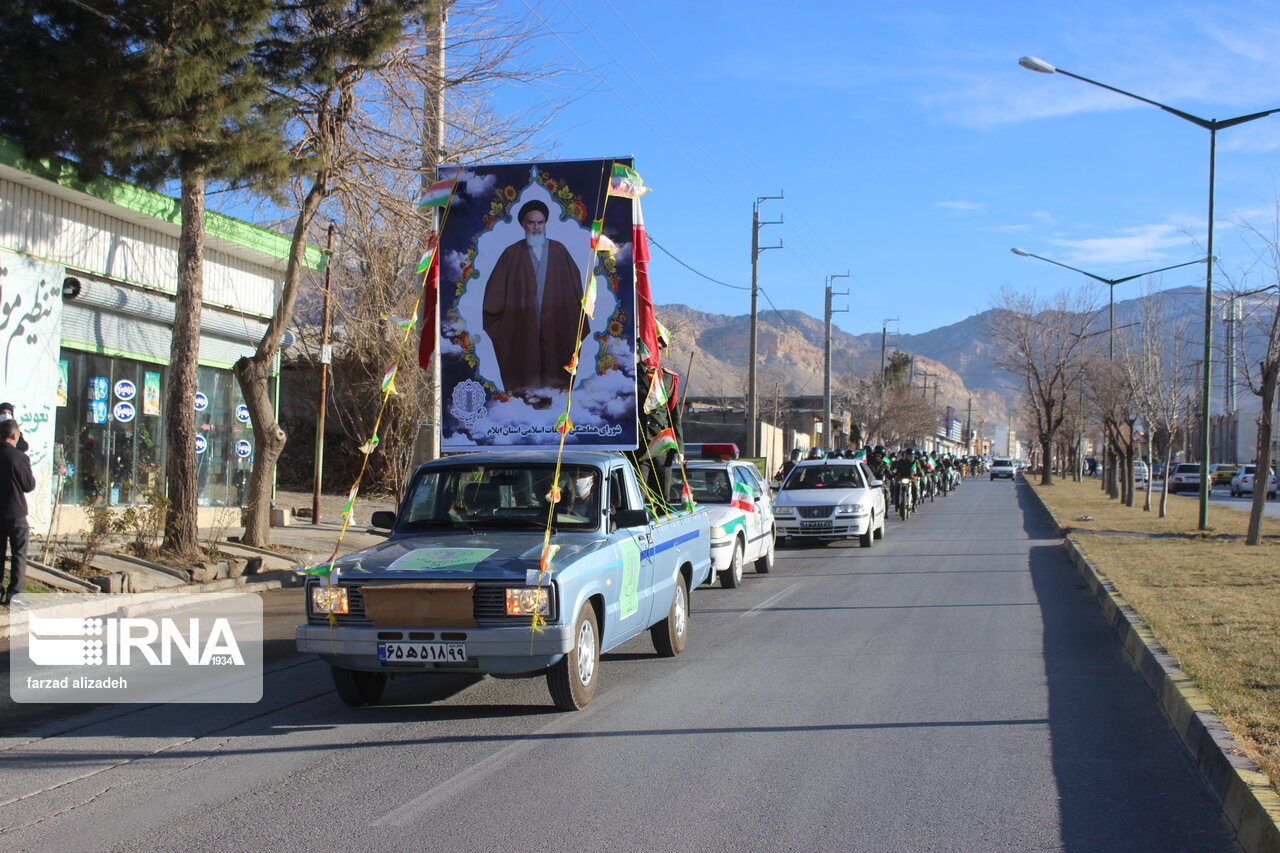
xmin=590 ymin=219 xmax=619 ymax=255
xmin=850 ymin=449 xmax=867 ymax=462
xmin=418 ymin=176 xmax=457 ymax=209
xmin=645 ymin=427 xmax=678 ymax=459
xmin=608 ymin=162 xmax=649 ymax=198
xmin=417 ymin=232 xmax=440 ymax=370
xmin=731 ymin=480 xmax=755 ymax=512
xmin=633 ymin=201 xmax=661 ymax=368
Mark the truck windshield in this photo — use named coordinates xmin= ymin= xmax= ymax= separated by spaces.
xmin=400 ymin=464 xmax=602 ymax=532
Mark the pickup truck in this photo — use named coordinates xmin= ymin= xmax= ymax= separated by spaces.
xmin=296 ymin=450 xmax=712 ymax=711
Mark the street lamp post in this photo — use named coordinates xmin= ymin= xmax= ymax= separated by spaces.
xmin=1019 ymin=55 xmax=1280 ymax=530
xmin=1009 ymin=248 xmax=1205 ymax=360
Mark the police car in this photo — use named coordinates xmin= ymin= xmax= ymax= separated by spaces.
xmin=673 ymin=445 xmax=776 ymax=588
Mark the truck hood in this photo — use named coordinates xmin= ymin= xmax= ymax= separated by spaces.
xmin=329 ymin=533 xmax=604 ymax=582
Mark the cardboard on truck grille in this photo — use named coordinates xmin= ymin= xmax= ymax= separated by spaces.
xmin=361 ymin=582 xmax=477 ymax=628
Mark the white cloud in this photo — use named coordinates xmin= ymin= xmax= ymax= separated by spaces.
xmin=936 ymin=200 xmax=982 ymax=211
xmin=1047 ymin=223 xmax=1201 ymax=265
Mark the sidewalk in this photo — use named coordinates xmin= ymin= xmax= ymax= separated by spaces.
xmin=1 ymin=518 xmax=390 ymax=639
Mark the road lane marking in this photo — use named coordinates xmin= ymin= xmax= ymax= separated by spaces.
xmin=370 ymin=682 xmax=637 ymax=828
xmin=741 ymin=584 xmax=802 ymax=618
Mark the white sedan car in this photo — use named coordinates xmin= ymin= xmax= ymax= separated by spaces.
xmin=772 ymin=459 xmax=886 ymax=547
xmin=1230 ymin=465 xmax=1278 ymax=499
xmin=674 ymin=457 xmax=776 ymax=588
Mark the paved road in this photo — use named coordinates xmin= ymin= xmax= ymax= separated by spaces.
xmin=1120 ymin=478 xmax=1280 ymax=517
xmin=0 ymin=480 xmax=1242 ymax=852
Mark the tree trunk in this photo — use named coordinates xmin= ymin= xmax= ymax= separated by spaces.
xmin=1039 ymin=435 xmax=1053 ymax=485
xmin=1246 ymin=364 xmax=1278 ymax=546
xmin=162 ymin=168 xmax=206 ymax=561
xmin=234 ymin=172 xmax=328 ymax=547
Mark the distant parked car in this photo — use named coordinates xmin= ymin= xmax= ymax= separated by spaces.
xmin=1209 ymin=463 xmax=1238 ymax=486
xmin=1167 ymin=463 xmax=1201 ymax=495
xmin=1133 ymin=461 xmax=1148 ymax=483
xmin=990 ymin=458 xmax=1016 ymax=480
xmin=1230 ymin=465 xmax=1278 ymax=499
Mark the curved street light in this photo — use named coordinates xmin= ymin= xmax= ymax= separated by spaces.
xmin=1019 ymin=55 xmax=1280 ymax=530
xmin=1010 ymin=248 xmax=1207 ymax=359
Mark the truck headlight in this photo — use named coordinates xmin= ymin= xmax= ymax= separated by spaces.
xmin=837 ymin=503 xmax=866 ymax=515
xmin=311 ymin=585 xmax=349 ymax=614
xmin=506 ymin=587 xmax=550 ymax=616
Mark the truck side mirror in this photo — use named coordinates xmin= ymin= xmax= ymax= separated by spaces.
xmin=370 ymin=510 xmax=396 ymax=530
xmin=612 ymin=508 xmax=649 ymax=530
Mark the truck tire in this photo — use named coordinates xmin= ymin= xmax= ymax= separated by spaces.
xmin=755 ymin=532 xmax=775 ymax=573
xmin=330 ymin=666 xmax=387 ymax=707
xmin=547 ymin=602 xmax=600 ymax=711
xmin=651 ymin=573 xmax=689 ymax=657
xmin=720 ymin=540 xmax=744 ymax=588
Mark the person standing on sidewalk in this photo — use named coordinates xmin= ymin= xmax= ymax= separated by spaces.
xmin=0 ymin=418 xmax=36 ymax=606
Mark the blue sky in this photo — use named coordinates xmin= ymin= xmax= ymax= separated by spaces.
xmin=483 ymin=0 xmax=1280 ymax=337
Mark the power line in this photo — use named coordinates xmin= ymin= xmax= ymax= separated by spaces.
xmin=648 ymin=234 xmax=749 ymax=291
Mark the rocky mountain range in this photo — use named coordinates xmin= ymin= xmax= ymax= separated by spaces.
xmin=655 ymin=283 xmax=1278 ymax=430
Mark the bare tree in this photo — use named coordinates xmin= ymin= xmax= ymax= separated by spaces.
xmin=1230 ymin=213 xmax=1280 ymax=545
xmin=990 ymin=287 xmax=1099 ymax=485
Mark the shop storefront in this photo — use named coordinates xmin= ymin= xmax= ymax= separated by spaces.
xmin=1 ymin=137 xmax=322 ymax=531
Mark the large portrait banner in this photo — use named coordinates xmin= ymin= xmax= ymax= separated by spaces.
xmin=437 ymin=158 xmax=638 ymax=451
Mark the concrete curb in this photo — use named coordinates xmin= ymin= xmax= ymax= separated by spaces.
xmin=0 ymin=570 xmax=302 ymax=641
xmin=1026 ymin=482 xmax=1280 ymax=853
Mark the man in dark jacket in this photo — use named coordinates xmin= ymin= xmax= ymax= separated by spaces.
xmin=0 ymin=403 xmax=29 ymax=452
xmin=1 ymin=418 xmax=36 ymax=606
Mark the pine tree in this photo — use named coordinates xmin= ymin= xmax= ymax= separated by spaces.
xmin=0 ymin=1 xmax=296 ymax=559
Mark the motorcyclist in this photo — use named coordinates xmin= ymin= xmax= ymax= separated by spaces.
xmin=776 ymin=448 xmax=803 ymax=484
xmin=890 ymin=447 xmax=919 ymax=511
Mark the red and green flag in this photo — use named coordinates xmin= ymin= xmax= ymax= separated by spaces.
xmin=590 ymin=219 xmax=619 ymax=255
xmin=608 ymin=163 xmax=650 ymax=199
xmin=418 ymin=176 xmax=457 ymax=209
xmin=731 ymin=480 xmax=755 ymax=512
xmin=645 ymin=427 xmax=678 ymax=459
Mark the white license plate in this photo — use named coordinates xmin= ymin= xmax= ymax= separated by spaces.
xmin=377 ymin=642 xmax=466 ymax=663
xmin=800 ymin=520 xmax=833 ymax=530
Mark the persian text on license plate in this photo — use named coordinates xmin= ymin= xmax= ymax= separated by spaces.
xmin=377 ymin=642 xmax=466 ymax=662
xmin=800 ymin=520 xmax=833 ymax=530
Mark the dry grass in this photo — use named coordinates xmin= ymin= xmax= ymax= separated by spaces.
xmin=1071 ymin=534 xmax=1280 ymax=797
xmin=1033 ymin=479 xmax=1280 ymax=796
xmin=1031 ymin=477 xmax=1280 ymax=538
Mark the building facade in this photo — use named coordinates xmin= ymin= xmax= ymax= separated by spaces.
xmin=0 ymin=138 xmax=323 ymax=533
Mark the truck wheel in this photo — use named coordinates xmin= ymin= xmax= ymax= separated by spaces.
xmin=651 ymin=573 xmax=689 ymax=657
xmin=330 ymin=666 xmax=387 ymax=707
xmin=859 ymin=513 xmax=874 ymax=548
xmin=547 ymin=603 xmax=600 ymax=711
xmin=754 ymin=533 xmax=774 ymax=573
xmin=720 ymin=541 xmax=744 ymax=588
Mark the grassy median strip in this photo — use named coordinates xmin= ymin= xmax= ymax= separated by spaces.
xmin=1031 ymin=477 xmax=1280 ymax=538
xmin=1031 ymin=478 xmax=1280 ymax=797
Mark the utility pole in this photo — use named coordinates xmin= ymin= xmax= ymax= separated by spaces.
xmin=823 ymin=272 xmax=850 ymax=451
xmin=747 ymin=192 xmax=783 ymax=457
xmin=880 ymin=318 xmax=898 ymax=378
xmin=415 ymin=2 xmax=447 ymax=466
xmin=965 ymin=397 xmax=973 ymax=454
xmin=312 ymin=223 xmax=336 ymax=524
